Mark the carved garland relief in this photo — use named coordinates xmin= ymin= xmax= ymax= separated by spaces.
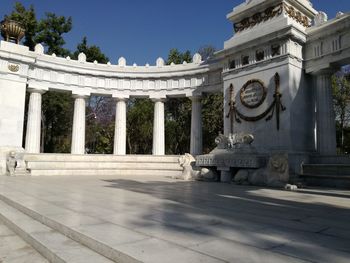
xmin=226 ymin=73 xmax=286 ymax=130
xmin=233 ymin=3 xmax=310 ymax=33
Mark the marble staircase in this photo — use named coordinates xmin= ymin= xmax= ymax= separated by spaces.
xmin=300 ymin=155 xmax=350 ymax=188
xmin=0 ymin=199 xmax=116 ymax=263
xmin=24 ymin=154 xmax=183 ymax=177
xmin=0 ymin=193 xmax=138 ymax=262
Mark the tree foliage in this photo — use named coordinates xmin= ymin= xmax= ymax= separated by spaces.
xmin=127 ymin=99 xmax=154 ymax=154
xmin=332 ymin=74 xmax=350 ymax=152
xmin=73 ymin=37 xmax=109 ymax=63
xmin=166 ymin=48 xmax=192 ymax=65
xmin=35 ymin=13 xmax=72 ymax=57
xmin=202 ymin=93 xmax=223 ymax=153
xmin=41 ymin=91 xmax=73 ymax=153
xmin=86 ymin=97 xmax=115 ymax=154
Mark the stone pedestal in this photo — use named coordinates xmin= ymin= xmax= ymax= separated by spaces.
xmin=190 ymin=96 xmax=202 ymax=155
xmin=25 ymin=89 xmax=45 ymax=153
xmin=114 ymin=98 xmax=127 ymax=155
xmin=71 ymin=95 xmax=87 ymax=154
xmin=315 ymin=73 xmax=337 ymax=155
xmin=152 ymin=99 xmax=165 ymax=155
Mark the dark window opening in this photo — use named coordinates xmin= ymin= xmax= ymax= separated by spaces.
xmin=229 ymin=60 xmax=236 ymax=69
xmin=256 ymin=50 xmax=264 ymax=61
xmin=271 ymin=44 xmax=281 ymax=57
xmin=242 ymin=55 xmax=249 ymax=66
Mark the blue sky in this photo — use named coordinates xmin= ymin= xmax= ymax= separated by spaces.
xmin=1 ymin=0 xmax=349 ymax=65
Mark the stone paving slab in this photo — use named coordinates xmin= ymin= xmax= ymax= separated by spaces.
xmin=0 ymin=174 xmax=350 ymax=263
xmin=0 ymin=221 xmax=48 ymax=263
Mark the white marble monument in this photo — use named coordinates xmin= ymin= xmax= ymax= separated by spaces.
xmin=0 ymin=0 xmax=349 ymax=180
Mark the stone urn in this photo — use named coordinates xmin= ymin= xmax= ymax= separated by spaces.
xmin=1 ymin=19 xmax=25 ymax=44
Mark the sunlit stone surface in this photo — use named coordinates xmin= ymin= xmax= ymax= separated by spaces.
xmin=0 ymin=174 xmax=349 ymax=263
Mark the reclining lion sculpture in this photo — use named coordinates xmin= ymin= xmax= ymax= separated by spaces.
xmin=175 ymin=153 xmax=218 ymax=181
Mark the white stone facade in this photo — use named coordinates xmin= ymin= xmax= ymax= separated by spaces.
xmin=0 ymin=0 xmax=349 ymax=176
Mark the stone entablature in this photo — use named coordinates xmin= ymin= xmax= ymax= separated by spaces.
xmin=222 ymin=0 xmax=317 ymax=58
xmin=0 ymin=41 xmax=223 ymax=98
xmin=221 ymin=39 xmax=303 ymax=74
xmin=304 ymin=13 xmax=350 ymax=74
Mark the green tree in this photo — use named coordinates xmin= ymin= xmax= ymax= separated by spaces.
xmin=85 ymin=96 xmax=115 ymax=154
xmin=164 ymin=49 xmax=193 ymax=154
xmin=73 ymin=37 xmax=109 ymax=63
xmin=202 ymin=93 xmax=223 ymax=153
xmin=165 ymin=98 xmax=191 ymax=154
xmin=332 ymin=74 xmax=350 ymax=152
xmin=166 ymin=48 xmax=192 ymax=65
xmin=42 ymin=91 xmax=73 ymax=153
xmin=6 ymin=2 xmax=38 ymax=50
xmin=35 ymin=12 xmax=72 ymax=57
xmin=127 ymin=99 xmax=154 ymax=154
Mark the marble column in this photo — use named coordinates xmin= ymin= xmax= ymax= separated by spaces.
xmin=113 ymin=98 xmax=127 ymax=155
xmin=25 ymin=89 xmax=45 ymax=153
xmin=190 ymin=96 xmax=203 ymax=155
xmin=71 ymin=95 xmax=87 ymax=154
xmin=315 ymin=73 xmax=337 ymax=155
xmin=152 ymin=98 xmax=165 ymax=155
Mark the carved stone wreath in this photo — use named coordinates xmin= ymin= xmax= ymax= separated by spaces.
xmin=240 ymin=79 xmax=267 ymax=109
xmin=226 ymin=73 xmax=286 ymax=131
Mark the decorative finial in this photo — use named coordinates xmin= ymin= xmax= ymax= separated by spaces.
xmin=1 ymin=19 xmax=25 ymax=44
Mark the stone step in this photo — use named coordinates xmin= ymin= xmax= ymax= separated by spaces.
xmin=309 ymin=155 xmax=350 ymax=165
xmin=301 ymin=163 xmax=350 ymax=188
xmin=0 ymin=191 xmax=223 ymax=263
xmin=303 ymin=164 xmax=350 ymax=176
xmin=0 ymin=199 xmax=116 ymax=263
xmin=300 ymin=175 xmax=350 ymax=189
xmin=27 ymin=161 xmax=182 ymax=171
xmin=30 ymin=169 xmax=182 ymax=177
xmin=24 ymin=154 xmax=180 ymax=163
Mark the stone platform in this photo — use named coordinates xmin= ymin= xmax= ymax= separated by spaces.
xmin=0 ymin=174 xmax=350 ymax=262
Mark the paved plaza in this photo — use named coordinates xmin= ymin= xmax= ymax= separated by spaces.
xmin=0 ymin=174 xmax=349 ymax=262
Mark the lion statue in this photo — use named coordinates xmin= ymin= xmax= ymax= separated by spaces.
xmin=234 ymin=153 xmax=297 ymax=190
xmin=175 ymin=153 xmax=217 ymax=181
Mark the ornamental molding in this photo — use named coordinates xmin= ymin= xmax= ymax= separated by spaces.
xmin=233 ymin=3 xmax=310 ymax=33
xmin=284 ymin=4 xmax=310 ymax=28
xmin=234 ymin=3 xmax=283 ymax=33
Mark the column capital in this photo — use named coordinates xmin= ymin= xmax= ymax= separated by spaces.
xmin=189 ymin=95 xmax=202 ymax=102
xmin=27 ymin=82 xmax=48 ymax=94
xmin=151 ymin=97 xmax=166 ymax=103
xmin=72 ymin=93 xmax=89 ymax=100
xmin=112 ymin=95 xmax=129 ymax=102
xmin=27 ymin=87 xmax=47 ymax=94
